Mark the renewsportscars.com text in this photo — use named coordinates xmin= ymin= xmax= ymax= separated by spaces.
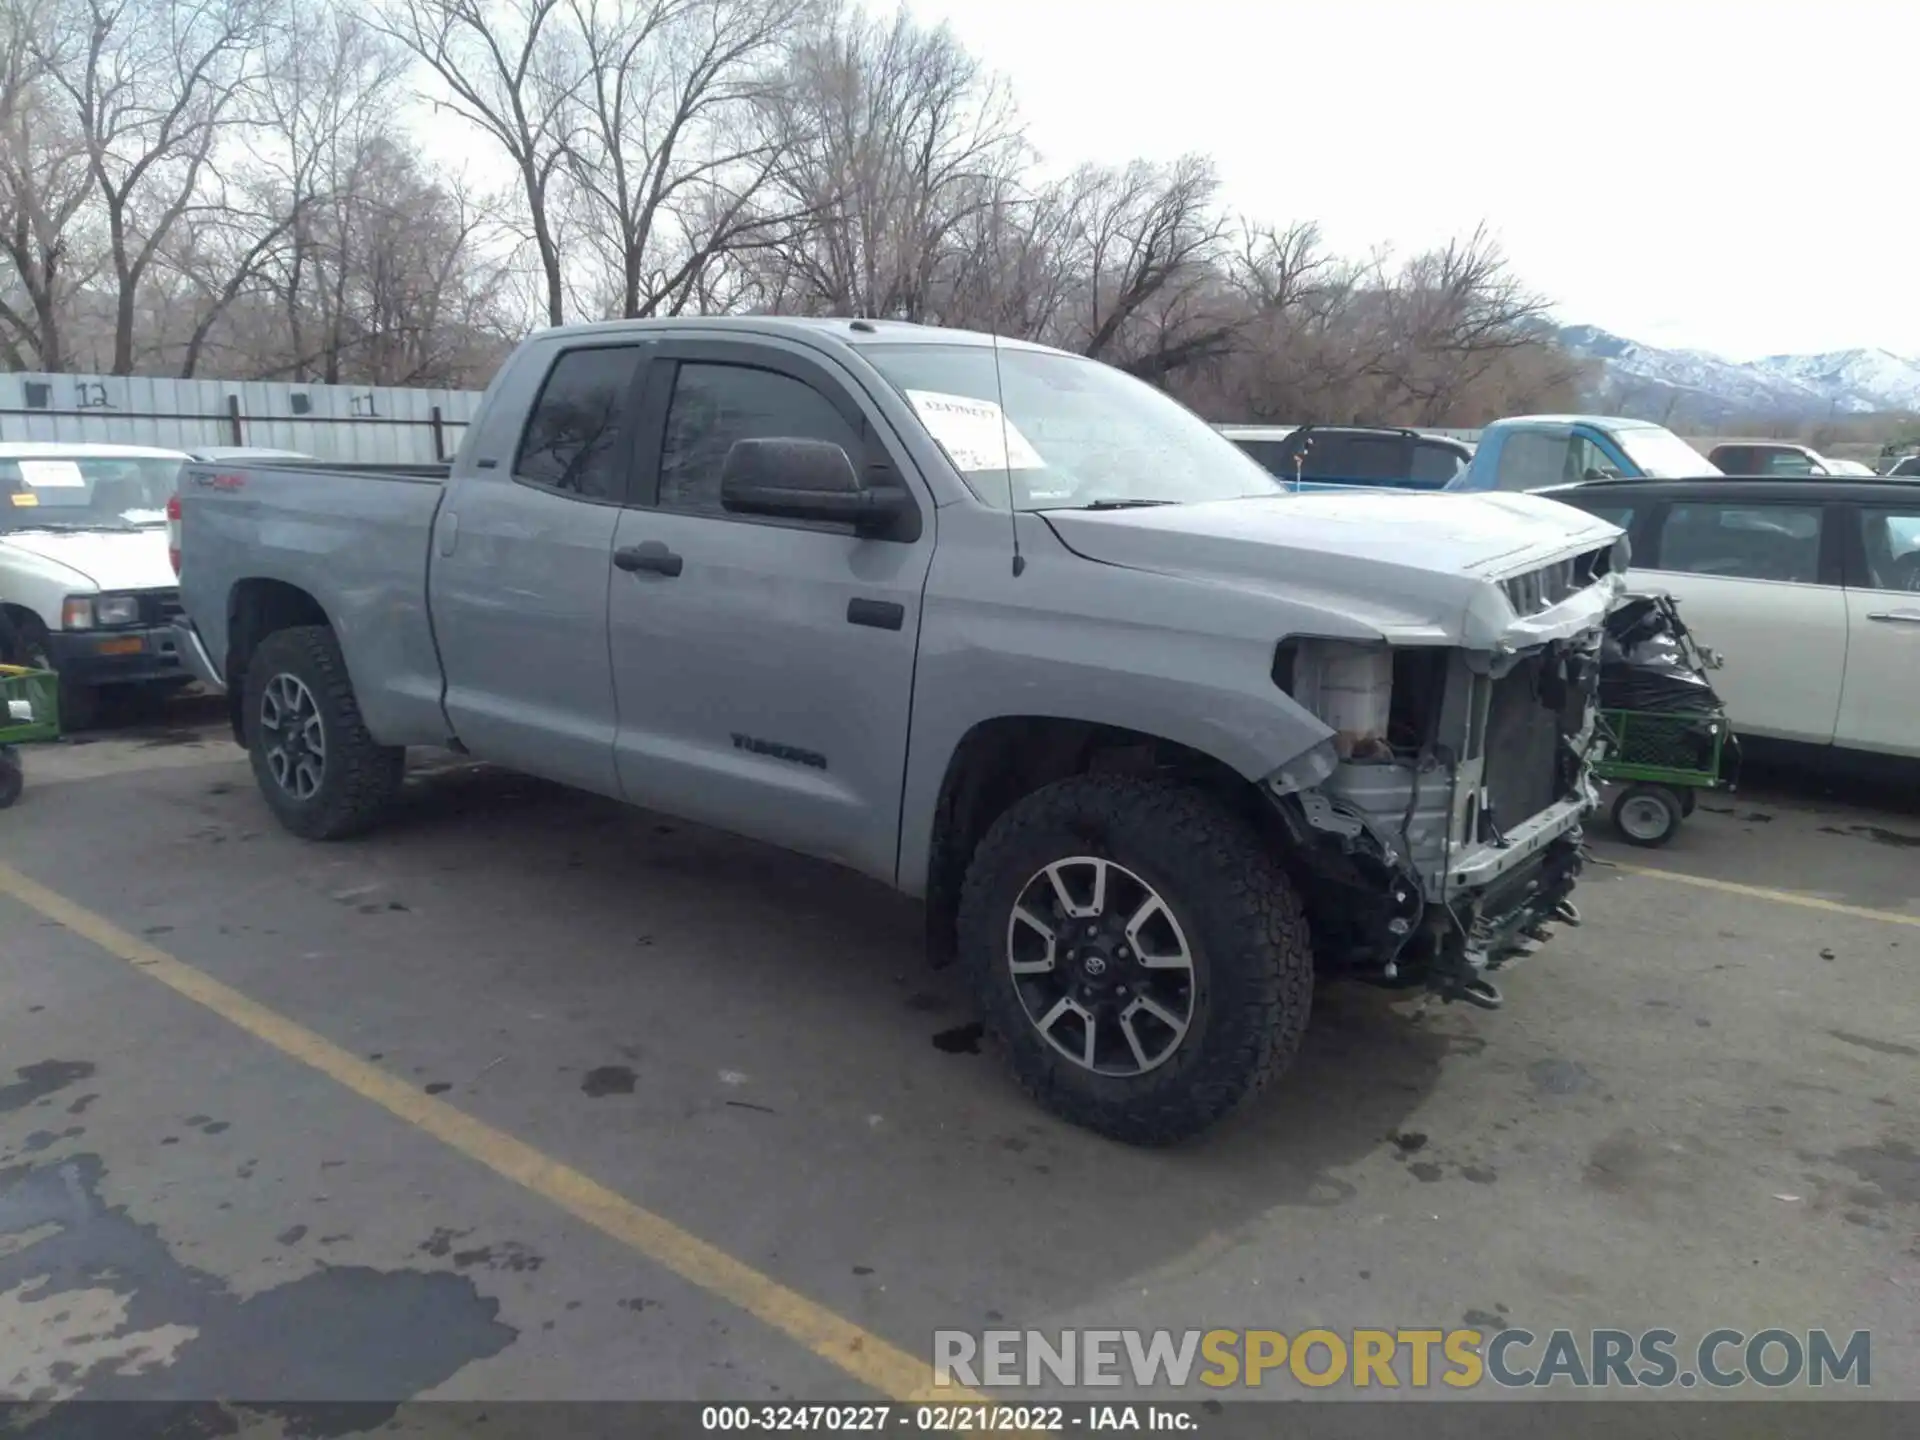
xmin=933 ymin=1327 xmax=1871 ymax=1391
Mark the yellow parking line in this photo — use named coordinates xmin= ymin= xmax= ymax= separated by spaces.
xmin=1614 ymin=862 xmax=1920 ymax=929
xmin=0 ymin=861 xmax=975 ymax=1406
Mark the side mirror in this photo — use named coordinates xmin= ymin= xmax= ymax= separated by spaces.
xmin=720 ymin=437 xmax=915 ymax=539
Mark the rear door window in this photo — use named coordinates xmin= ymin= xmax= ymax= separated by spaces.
xmin=514 ymin=345 xmax=646 ymax=501
xmin=1856 ymin=506 xmax=1920 ymax=591
xmin=1654 ymin=502 xmax=1824 ymax=584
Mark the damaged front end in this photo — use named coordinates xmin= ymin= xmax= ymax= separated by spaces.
xmin=1262 ymin=544 xmax=1620 ymax=1010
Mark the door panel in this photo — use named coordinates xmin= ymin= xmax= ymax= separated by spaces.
xmin=1627 ymin=571 xmax=1846 ymax=743
xmin=429 ymin=343 xmax=645 ymax=796
xmin=607 ymin=347 xmax=935 ymax=881
xmin=1837 ymin=504 xmax=1920 ymax=756
xmin=1839 ymin=591 xmax=1920 ymax=755
xmin=1635 ymin=498 xmax=1844 ymax=744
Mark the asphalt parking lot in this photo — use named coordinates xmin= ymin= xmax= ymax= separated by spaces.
xmin=3 ymin=694 xmax=1918 ymax=1422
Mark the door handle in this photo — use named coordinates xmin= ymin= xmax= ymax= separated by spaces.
xmin=1866 ymin=610 xmax=1920 ymax=624
xmin=846 ymin=598 xmax=904 ymax=631
xmin=614 ymin=542 xmax=682 ymax=578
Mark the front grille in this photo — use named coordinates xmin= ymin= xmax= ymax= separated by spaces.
xmin=1502 ymin=545 xmax=1613 ymax=617
xmin=1482 ymin=657 xmax=1564 ymax=830
xmin=136 ymin=590 xmax=183 ymax=626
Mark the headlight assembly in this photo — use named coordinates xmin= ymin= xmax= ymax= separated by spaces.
xmin=1286 ymin=639 xmax=1395 ymax=762
xmin=62 ymin=594 xmax=141 ymax=629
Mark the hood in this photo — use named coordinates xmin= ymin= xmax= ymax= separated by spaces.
xmin=1042 ymin=491 xmax=1623 ymax=650
xmin=0 ymin=527 xmax=175 ymax=591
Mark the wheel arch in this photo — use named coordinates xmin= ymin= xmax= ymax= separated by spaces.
xmin=225 ymin=578 xmax=330 ymax=744
xmin=0 ymin=601 xmax=43 ymax=661
xmin=916 ymin=715 xmax=1285 ymax=968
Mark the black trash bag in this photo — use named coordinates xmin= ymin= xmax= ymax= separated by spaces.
xmin=1599 ymin=594 xmax=1726 ymax=715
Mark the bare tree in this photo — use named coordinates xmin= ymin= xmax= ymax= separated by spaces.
xmin=242 ymin=0 xmax=412 ymax=380
xmin=1044 ymin=155 xmax=1229 ymax=373
xmin=29 ymin=0 xmax=262 ymax=374
xmin=1357 ymin=225 xmax=1560 ymax=423
xmin=4 ymin=0 xmax=1606 ymax=424
xmin=747 ymin=3 xmax=1028 ymax=321
xmin=0 ymin=0 xmax=98 ymax=369
xmin=376 ymin=0 xmax=583 ymax=327
xmin=564 ymin=0 xmax=811 ymax=319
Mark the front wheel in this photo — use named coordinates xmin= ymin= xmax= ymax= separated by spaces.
xmin=15 ymin=615 xmax=98 ymax=732
xmin=0 ymin=748 xmax=21 ymax=809
xmin=243 ymin=624 xmax=404 ymax=840
xmin=1612 ymin=783 xmax=1684 ymax=848
xmin=957 ymin=775 xmax=1313 ymax=1146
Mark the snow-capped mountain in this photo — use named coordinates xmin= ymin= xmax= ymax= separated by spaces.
xmin=1557 ymin=324 xmax=1920 ymax=426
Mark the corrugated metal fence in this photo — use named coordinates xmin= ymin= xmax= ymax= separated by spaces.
xmin=0 ymin=372 xmax=485 ymax=463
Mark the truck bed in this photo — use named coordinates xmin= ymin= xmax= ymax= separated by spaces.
xmin=177 ymin=459 xmax=451 ymax=744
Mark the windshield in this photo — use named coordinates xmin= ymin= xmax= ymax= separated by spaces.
xmin=0 ymin=455 xmax=182 ymax=532
xmin=858 ymin=344 xmax=1284 ymax=510
xmin=1615 ymin=427 xmax=1721 ymax=479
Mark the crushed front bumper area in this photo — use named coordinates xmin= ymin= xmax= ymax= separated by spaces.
xmin=1265 ymin=633 xmax=1603 ymax=1009
xmin=1271 ymin=784 xmax=1589 ymax=1009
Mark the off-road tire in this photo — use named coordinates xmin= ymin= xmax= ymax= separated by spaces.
xmin=243 ymin=624 xmax=404 ymax=841
xmin=957 ymin=774 xmax=1313 ymax=1146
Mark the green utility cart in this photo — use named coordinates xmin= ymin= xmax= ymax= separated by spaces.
xmin=1594 ymin=707 xmax=1739 ymax=848
xmin=1592 ymin=590 xmax=1741 ymax=848
xmin=0 ymin=663 xmax=61 ymax=809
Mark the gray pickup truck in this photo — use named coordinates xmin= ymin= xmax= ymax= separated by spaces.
xmin=172 ymin=316 xmax=1625 ymax=1145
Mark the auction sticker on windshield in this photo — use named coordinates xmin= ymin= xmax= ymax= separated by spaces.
xmin=907 ymin=390 xmax=1045 ymax=472
xmin=17 ymin=459 xmax=87 ymax=488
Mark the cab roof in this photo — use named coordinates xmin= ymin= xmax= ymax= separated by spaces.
xmin=1485 ymin=415 xmax=1670 ymax=431
xmin=536 ymin=313 xmax=1072 ymax=357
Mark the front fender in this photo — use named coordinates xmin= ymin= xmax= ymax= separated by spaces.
xmin=0 ymin=543 xmax=94 ymax=627
xmin=895 ymin=517 xmax=1345 ymax=897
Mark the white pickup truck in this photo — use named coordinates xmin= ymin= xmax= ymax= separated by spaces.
xmin=1 ymin=441 xmax=193 ymax=727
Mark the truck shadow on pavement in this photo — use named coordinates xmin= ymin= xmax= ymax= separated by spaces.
xmin=356 ymin=761 xmax=1475 ymax=1304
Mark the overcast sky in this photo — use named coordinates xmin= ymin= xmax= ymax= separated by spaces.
xmin=887 ymin=0 xmax=1914 ymax=361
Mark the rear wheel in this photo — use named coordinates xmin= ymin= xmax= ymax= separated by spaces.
xmin=0 ymin=748 xmax=21 ymax=809
xmin=957 ymin=774 xmax=1313 ymax=1146
xmin=1612 ymin=783 xmax=1683 ymax=847
xmin=243 ymin=624 xmax=404 ymax=840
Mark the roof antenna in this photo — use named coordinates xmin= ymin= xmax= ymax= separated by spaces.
xmin=990 ymin=325 xmax=1025 ymax=577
